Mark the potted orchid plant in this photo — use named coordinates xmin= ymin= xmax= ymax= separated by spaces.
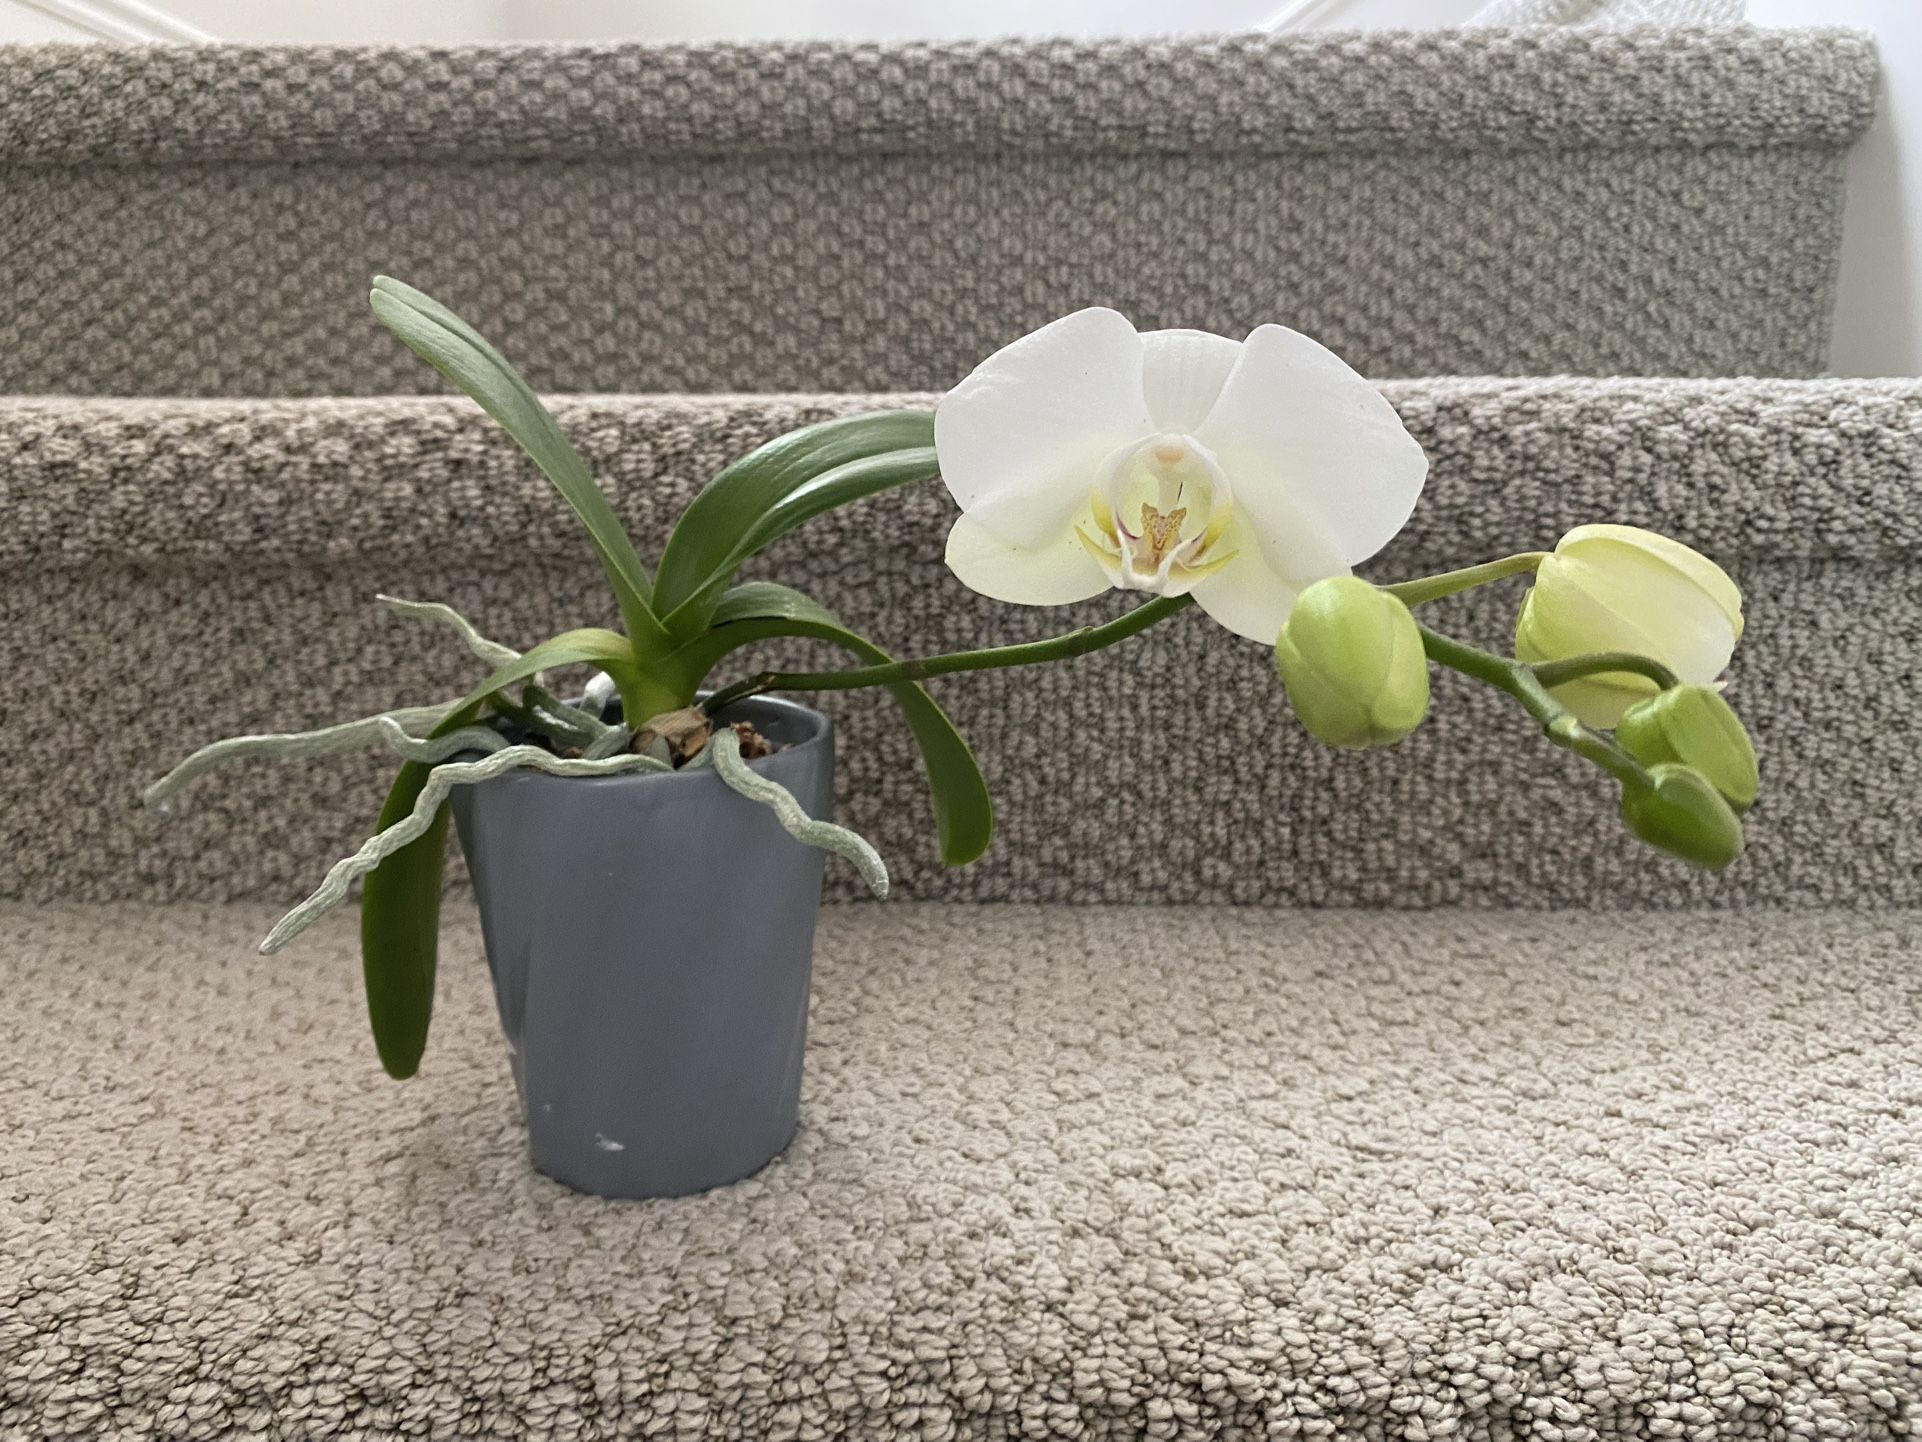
xmin=149 ymin=280 xmax=1755 ymax=1199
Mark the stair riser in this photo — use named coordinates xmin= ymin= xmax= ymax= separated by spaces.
xmin=0 ymin=145 xmax=1852 ymax=394
xmin=3 ymin=555 xmax=1903 ymax=909
xmin=3 ymin=380 xmax=1911 ymax=908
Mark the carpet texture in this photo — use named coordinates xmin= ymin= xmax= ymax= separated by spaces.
xmin=5 ymin=379 xmax=1917 ymax=910
xmin=4 ymin=902 xmax=1919 ymax=1440
xmin=0 ymin=30 xmax=1874 ymax=393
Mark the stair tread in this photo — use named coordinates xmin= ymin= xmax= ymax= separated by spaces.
xmin=6 ymin=900 xmax=1918 ymax=1439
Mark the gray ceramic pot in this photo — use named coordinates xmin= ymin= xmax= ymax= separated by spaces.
xmin=449 ymin=696 xmax=832 ymax=1199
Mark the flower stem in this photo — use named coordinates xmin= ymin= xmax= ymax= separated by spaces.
xmin=1385 ymin=552 xmax=1549 ymax=607
xmin=1416 ymin=622 xmax=1650 ymax=788
xmin=702 ymin=593 xmax=1193 ymax=714
xmin=1530 ymin=652 xmax=1680 ymax=691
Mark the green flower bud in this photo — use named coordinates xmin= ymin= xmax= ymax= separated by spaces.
xmin=1619 ymin=763 xmax=1745 ymax=871
xmin=1516 ymin=524 xmax=1744 ymax=727
xmin=1615 ymin=684 xmax=1757 ymax=814
xmin=1274 ymin=577 xmax=1430 ymax=750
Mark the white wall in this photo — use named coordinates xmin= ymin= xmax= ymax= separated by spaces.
xmin=161 ymin=0 xmax=503 ymax=44
xmin=2 ymin=0 xmax=1481 ymax=43
xmin=1750 ymin=0 xmax=1917 ymax=377
xmin=491 ymin=0 xmax=1494 ymax=42
xmin=3 ymin=0 xmax=204 ymax=39
xmin=4 ymin=7 xmax=89 ymax=38
xmin=1 ymin=0 xmax=1913 ymax=374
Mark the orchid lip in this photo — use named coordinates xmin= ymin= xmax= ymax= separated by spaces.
xmin=1082 ymin=432 xmax=1236 ymax=595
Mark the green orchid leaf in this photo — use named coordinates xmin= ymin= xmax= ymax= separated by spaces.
xmin=369 ymin=278 xmax=667 ymax=653
xmin=652 ymin=411 xmax=936 ymax=638
xmin=661 ymin=445 xmax=939 ymax=638
xmin=446 ymin=627 xmax=641 ymax=718
xmin=358 ymin=627 xmax=639 ymax=1078
xmin=706 ymin=579 xmax=846 ymax=629
xmin=735 ymin=440 xmax=936 ymax=565
xmin=674 ymin=585 xmax=993 ymax=866
xmin=358 ymin=702 xmax=481 ymax=1080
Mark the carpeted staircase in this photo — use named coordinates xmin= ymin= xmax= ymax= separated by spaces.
xmin=0 ymin=29 xmax=1878 ymax=392
xmin=3 ymin=29 xmax=1919 ymax=1442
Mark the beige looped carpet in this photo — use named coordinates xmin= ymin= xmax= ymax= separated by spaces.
xmin=0 ymin=31 xmax=1875 ymax=395
xmin=5 ymin=903 xmax=1919 ymax=1440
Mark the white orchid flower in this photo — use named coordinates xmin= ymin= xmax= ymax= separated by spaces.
xmin=934 ymin=308 xmax=1429 ymax=642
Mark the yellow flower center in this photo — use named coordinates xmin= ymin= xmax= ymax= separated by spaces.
xmin=1077 ymin=433 xmax=1237 ymax=594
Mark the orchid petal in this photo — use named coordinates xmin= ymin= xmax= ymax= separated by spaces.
xmin=935 ymin=308 xmax=1152 ymax=548
xmin=1191 ymin=533 xmax=1341 ymax=644
xmin=1213 ymin=481 xmax=1353 ymax=592
xmin=1555 ymin=526 xmax=1745 ymax=652
xmin=945 ymin=514 xmax=1113 ymax=606
xmin=1140 ymin=328 xmax=1242 ymax=433
xmin=1523 ymin=550 xmax=1736 ymax=686
xmin=1194 ymin=323 xmax=1427 ymax=570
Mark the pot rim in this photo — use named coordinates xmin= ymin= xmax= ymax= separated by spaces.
xmin=474 ymin=692 xmax=831 ymax=793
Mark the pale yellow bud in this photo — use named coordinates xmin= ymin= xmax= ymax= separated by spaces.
xmin=1516 ymin=525 xmax=1743 ymax=727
